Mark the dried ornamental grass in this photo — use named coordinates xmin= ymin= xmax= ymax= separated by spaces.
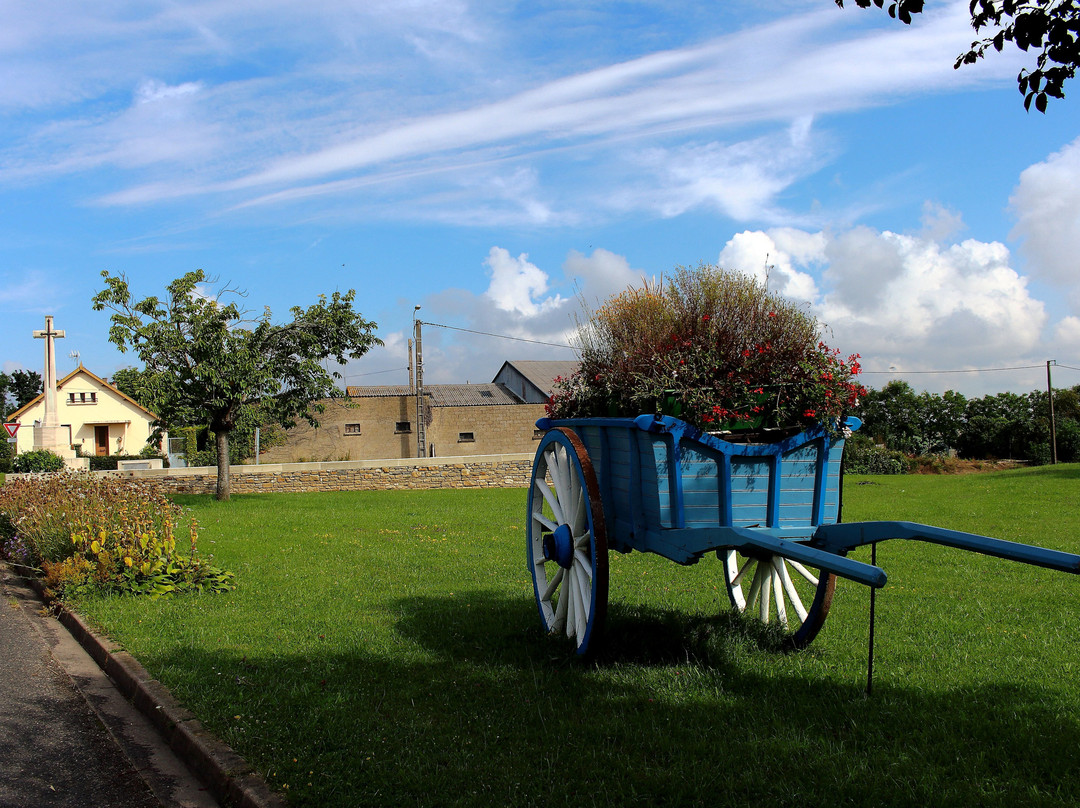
xmin=549 ymin=264 xmax=865 ymax=435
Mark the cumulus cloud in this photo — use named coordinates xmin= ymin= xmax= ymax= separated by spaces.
xmin=721 ymin=227 xmax=1048 ymax=394
xmin=1011 ymin=136 xmax=1080 ymax=290
xmin=483 ymin=247 xmax=563 ymax=317
xmin=562 ymin=248 xmax=642 ymax=304
xmin=367 ymin=246 xmax=655 ymax=385
xmin=718 ymin=229 xmax=822 ymax=303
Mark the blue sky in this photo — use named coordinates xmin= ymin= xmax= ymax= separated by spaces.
xmin=4 ymin=0 xmax=1080 ymax=398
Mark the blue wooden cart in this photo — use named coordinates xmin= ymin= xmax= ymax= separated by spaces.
xmin=527 ymin=414 xmax=1080 ymax=655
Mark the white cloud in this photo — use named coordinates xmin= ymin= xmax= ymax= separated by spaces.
xmin=618 ymin=117 xmax=833 ymax=222
xmin=561 ymin=248 xmax=642 ymax=305
xmin=1011 ymin=135 xmax=1080 ymax=289
xmin=0 ymin=0 xmax=1015 ymax=217
xmin=483 ymin=247 xmax=563 ymax=317
xmin=718 ymin=230 xmax=821 ymax=303
xmin=721 ymin=227 xmax=1047 ymax=394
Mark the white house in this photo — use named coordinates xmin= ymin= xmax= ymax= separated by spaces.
xmin=7 ymin=365 xmax=163 ymax=458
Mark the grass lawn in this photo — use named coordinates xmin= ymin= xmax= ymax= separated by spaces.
xmin=75 ymin=465 xmax=1080 ymax=807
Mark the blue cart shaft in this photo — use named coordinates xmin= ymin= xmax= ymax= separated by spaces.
xmin=814 ymin=521 xmax=1080 ymax=575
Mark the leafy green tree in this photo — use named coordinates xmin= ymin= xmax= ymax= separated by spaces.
xmin=837 ymin=0 xmax=1080 ymax=111
xmin=93 ymin=270 xmax=381 ymax=500
xmin=9 ymin=369 xmax=42 ymax=411
xmin=110 ymin=366 xmax=157 ymax=409
xmin=957 ymin=391 xmax=1034 ymax=459
xmin=859 ymin=380 xmax=922 ymax=453
xmin=917 ymin=389 xmax=967 ymax=454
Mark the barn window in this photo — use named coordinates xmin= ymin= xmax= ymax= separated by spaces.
xmin=458 ymin=432 xmax=475 ymax=442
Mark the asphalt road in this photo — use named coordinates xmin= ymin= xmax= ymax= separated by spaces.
xmin=0 ymin=565 xmax=219 ymax=808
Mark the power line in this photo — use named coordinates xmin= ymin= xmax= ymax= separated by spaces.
xmin=421 ymin=320 xmax=577 ymax=350
xmin=344 ymin=366 xmax=408 ymax=381
xmin=861 ymin=363 xmax=1046 ymax=375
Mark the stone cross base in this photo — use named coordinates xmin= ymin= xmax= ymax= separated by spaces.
xmin=33 ymin=425 xmax=77 ymax=460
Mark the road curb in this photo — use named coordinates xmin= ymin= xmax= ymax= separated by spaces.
xmin=14 ymin=566 xmax=286 ymax=808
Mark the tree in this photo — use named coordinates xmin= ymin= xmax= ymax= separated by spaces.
xmin=836 ymin=0 xmax=1080 ymax=111
xmin=110 ymin=366 xmax=157 ymax=409
xmin=9 ymin=369 xmax=42 ymax=410
xmin=93 ymin=270 xmax=381 ymax=500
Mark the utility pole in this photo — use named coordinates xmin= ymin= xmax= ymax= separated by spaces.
xmin=1047 ymin=360 xmax=1057 ymax=464
xmin=413 ymin=308 xmax=426 ymax=458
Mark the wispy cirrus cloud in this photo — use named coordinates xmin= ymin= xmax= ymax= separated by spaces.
xmin=2 ymin=1 xmax=1015 ymax=231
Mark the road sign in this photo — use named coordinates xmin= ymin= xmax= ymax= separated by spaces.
xmin=4 ymin=422 xmax=19 ymax=439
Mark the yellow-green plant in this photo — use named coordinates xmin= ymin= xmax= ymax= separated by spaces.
xmin=0 ymin=474 xmax=233 ymax=598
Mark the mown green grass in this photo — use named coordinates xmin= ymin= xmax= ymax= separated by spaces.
xmin=75 ymin=467 xmax=1080 ymax=807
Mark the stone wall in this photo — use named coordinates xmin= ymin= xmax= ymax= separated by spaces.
xmin=75 ymin=453 xmax=537 ymax=496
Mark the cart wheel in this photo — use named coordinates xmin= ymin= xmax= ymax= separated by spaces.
xmin=721 ymin=548 xmax=835 ymax=649
xmin=527 ymin=428 xmax=608 ymax=655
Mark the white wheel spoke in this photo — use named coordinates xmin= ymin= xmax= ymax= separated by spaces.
xmin=550 ymin=449 xmax=571 ymax=517
xmin=788 ymin=560 xmax=819 ymax=586
xmin=574 ymin=549 xmax=593 ymax=581
xmin=564 ymin=567 xmax=577 ymax=638
xmin=732 ymin=556 xmax=755 ymax=587
xmin=542 ymin=568 xmax=564 ymax=601
xmin=777 ymin=559 xmax=808 ymax=623
xmin=553 ymin=579 xmax=568 ymax=631
xmin=572 ymin=487 xmax=586 ymax=534
xmin=534 ymin=477 xmax=563 ymax=525
xmin=770 ymin=561 xmax=788 ymax=629
xmin=532 ymin=511 xmax=559 ymax=534
xmin=573 ymin=570 xmax=588 ymax=642
xmin=759 ymin=564 xmax=772 ymax=622
xmin=745 ymin=560 xmax=764 ymax=610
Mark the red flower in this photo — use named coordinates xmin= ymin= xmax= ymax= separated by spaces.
xmin=702 ymin=315 xmax=711 ymax=321
xmin=803 ymin=409 xmax=816 ymax=418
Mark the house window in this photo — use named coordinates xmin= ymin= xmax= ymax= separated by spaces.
xmin=67 ymin=392 xmax=97 ymax=404
xmin=533 ymin=429 xmax=544 ymax=440
xmin=480 ymin=390 xmax=493 ymax=398
xmin=344 ymin=424 xmax=362 ymax=435
xmin=395 ymin=421 xmax=412 ymax=434
xmin=458 ymin=432 xmax=475 ymax=442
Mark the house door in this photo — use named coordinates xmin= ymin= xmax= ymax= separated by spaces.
xmin=95 ymin=425 xmax=109 ymax=456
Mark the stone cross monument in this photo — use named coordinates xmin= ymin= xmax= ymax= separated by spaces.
xmin=32 ymin=315 xmax=74 ymax=458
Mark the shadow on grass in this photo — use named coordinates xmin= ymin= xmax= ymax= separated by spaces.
xmin=141 ymin=589 xmax=1080 ymax=807
xmin=394 ymin=590 xmax=795 ymax=669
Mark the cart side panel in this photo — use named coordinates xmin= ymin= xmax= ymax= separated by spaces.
xmin=730 ymin=454 xmax=772 ymax=526
xmin=677 ymin=440 xmax=724 ymax=529
xmin=675 ymin=435 xmax=849 ymax=530
xmin=776 ymin=439 xmax=845 ymax=527
xmin=574 ymin=423 xmax=666 ymax=553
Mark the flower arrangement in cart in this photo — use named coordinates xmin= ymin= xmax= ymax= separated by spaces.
xmin=547 ymin=264 xmax=865 ymax=437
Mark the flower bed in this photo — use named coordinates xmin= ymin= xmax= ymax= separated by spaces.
xmin=548 ymin=264 xmax=865 ymax=435
xmin=0 ymin=474 xmax=234 ymax=599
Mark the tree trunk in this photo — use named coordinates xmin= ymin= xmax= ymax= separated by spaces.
xmin=215 ymin=429 xmax=231 ymax=501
